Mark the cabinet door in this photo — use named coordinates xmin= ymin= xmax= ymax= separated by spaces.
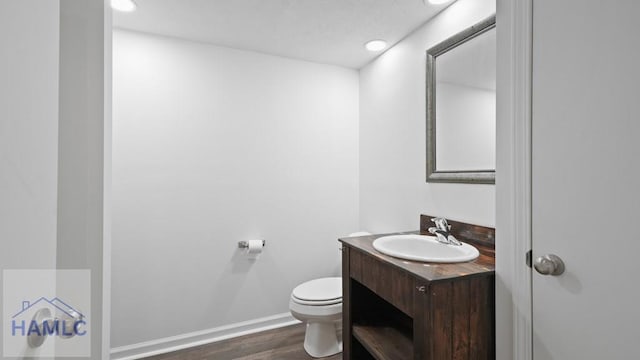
xmin=415 ymin=278 xmax=494 ymax=360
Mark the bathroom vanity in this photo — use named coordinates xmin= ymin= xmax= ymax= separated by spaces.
xmin=339 ymin=215 xmax=495 ymax=360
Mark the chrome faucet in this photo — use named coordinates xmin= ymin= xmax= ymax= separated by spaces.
xmin=428 ymin=217 xmax=462 ymax=246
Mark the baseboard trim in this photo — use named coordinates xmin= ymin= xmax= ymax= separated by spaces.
xmin=110 ymin=313 xmax=300 ymax=360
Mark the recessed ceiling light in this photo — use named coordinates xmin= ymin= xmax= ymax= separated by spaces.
xmin=365 ymin=40 xmax=387 ymax=52
xmin=111 ymin=0 xmax=137 ymax=12
xmin=428 ymin=0 xmax=452 ymax=4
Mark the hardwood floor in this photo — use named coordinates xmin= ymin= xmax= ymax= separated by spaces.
xmin=143 ymin=324 xmax=342 ymax=360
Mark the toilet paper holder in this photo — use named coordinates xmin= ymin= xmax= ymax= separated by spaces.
xmin=238 ymin=240 xmax=266 ymax=249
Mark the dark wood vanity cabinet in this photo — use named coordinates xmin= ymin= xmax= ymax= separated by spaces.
xmin=340 ymin=216 xmax=495 ymax=360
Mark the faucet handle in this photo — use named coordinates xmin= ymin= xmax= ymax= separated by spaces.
xmin=431 ymin=217 xmax=450 ymax=231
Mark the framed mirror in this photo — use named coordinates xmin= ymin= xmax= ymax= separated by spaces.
xmin=426 ymin=15 xmax=496 ymax=184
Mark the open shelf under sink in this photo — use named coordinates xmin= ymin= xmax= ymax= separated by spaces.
xmin=352 ymin=325 xmax=413 ymax=360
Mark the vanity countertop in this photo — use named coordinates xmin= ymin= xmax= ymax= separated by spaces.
xmin=339 ymin=230 xmax=495 ymax=283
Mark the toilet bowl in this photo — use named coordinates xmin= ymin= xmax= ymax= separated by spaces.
xmin=289 ymin=277 xmax=343 ymax=358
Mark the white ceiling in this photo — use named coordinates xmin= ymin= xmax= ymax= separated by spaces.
xmin=113 ymin=0 xmax=453 ymax=69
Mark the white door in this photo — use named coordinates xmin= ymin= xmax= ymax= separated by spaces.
xmin=532 ymin=0 xmax=640 ymax=359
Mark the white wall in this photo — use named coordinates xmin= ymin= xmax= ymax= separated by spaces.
xmin=0 ymin=1 xmax=59 ymax=356
xmin=359 ymin=0 xmax=496 ymax=232
xmin=111 ymin=30 xmax=359 ymax=347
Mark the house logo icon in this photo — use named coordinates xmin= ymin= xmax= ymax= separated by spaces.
xmin=11 ymin=297 xmax=87 ymax=338
xmin=3 ymin=269 xmax=91 ymax=357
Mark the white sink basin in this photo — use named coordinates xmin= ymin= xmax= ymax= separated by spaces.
xmin=372 ymin=234 xmax=479 ymax=263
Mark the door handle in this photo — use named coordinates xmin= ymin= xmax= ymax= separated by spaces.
xmin=534 ymin=254 xmax=565 ymax=276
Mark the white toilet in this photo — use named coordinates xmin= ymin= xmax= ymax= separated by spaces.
xmin=289 ymin=277 xmax=343 ymax=358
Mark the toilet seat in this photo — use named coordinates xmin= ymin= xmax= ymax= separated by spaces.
xmin=291 ymin=296 xmax=342 ymax=306
xmin=290 ymin=299 xmax=342 ymax=319
xmin=291 ymin=277 xmax=342 ymax=304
